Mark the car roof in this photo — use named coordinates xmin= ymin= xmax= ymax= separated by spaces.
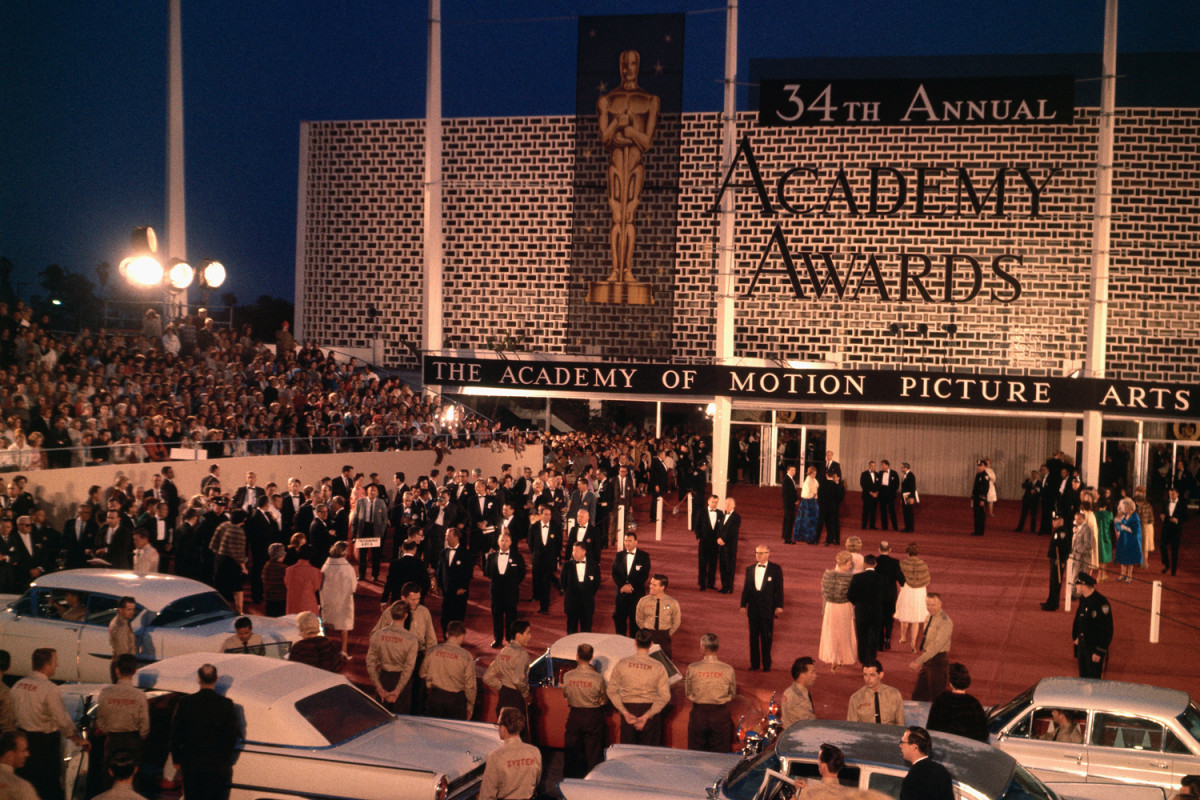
xmin=29 ymin=569 xmax=215 ymax=613
xmin=1032 ymin=676 xmax=1190 ymax=719
xmin=778 ymin=720 xmax=1013 ymax=798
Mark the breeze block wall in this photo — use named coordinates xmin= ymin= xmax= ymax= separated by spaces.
xmin=299 ymin=107 xmax=1200 ymax=383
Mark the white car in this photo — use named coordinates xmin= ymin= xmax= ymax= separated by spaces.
xmin=0 ymin=569 xmax=300 ymax=682
xmin=61 ymin=653 xmax=503 ymax=800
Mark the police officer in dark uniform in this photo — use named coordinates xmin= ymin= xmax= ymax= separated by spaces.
xmin=1041 ymin=512 xmax=1071 ymax=611
xmin=1072 ymin=573 xmax=1112 ymax=678
xmin=970 ymin=461 xmax=990 ymax=536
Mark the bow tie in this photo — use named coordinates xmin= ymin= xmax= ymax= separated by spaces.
xmin=499 ymin=551 xmax=510 ymax=556
xmin=757 ymin=563 xmax=767 ymax=568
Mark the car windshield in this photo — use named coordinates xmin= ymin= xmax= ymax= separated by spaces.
xmin=723 ymin=740 xmax=781 ymax=800
xmin=152 ymin=592 xmax=238 ymax=628
xmin=293 ymin=684 xmax=393 ymax=745
xmin=1001 ymin=763 xmax=1060 ymax=800
xmin=1177 ymin=703 xmax=1200 ymax=744
xmin=989 ymin=685 xmax=1035 ymax=735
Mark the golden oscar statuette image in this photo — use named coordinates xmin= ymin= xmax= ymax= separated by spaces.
xmin=587 ymin=49 xmax=660 ymax=306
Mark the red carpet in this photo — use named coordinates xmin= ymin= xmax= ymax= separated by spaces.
xmin=329 ymin=488 xmax=1197 ymax=719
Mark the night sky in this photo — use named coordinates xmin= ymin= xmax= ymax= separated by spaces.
xmin=2 ymin=0 xmax=1195 ymax=309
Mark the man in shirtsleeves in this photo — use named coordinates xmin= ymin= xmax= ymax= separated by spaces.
xmin=607 ymin=629 xmax=670 ymax=746
xmin=685 ymin=633 xmax=736 ymax=753
xmin=561 ymin=643 xmax=607 ymax=778
xmin=420 ymin=621 xmax=476 ymax=720
xmin=366 ymin=603 xmax=419 ymax=713
xmin=634 ymin=574 xmax=680 ymax=658
xmin=483 ymin=621 xmax=534 ymax=742
xmin=780 ymin=656 xmax=818 ymax=728
xmin=478 ymin=707 xmax=541 ymax=800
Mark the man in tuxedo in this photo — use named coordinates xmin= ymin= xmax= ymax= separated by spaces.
xmin=649 ymin=452 xmax=668 ymax=523
xmin=170 ymin=663 xmax=241 ymax=800
xmin=331 ymin=465 xmax=355 ymax=501
xmin=875 ymin=541 xmax=905 ymax=651
xmin=436 ymin=529 xmax=473 ymax=638
xmin=292 ymin=487 xmax=315 ymax=540
xmin=740 ymin=545 xmax=784 ymax=672
xmin=611 ymin=531 xmax=651 ymax=635
xmin=528 ymin=506 xmax=561 ymax=614
xmin=497 ymin=503 xmax=527 ymax=551
xmin=61 ymin=503 xmax=98 ymax=570
xmin=1037 ymin=464 xmax=1058 ymax=535
xmin=594 ymin=470 xmax=612 ymax=543
xmin=9 ymin=516 xmax=45 ymax=590
xmin=467 ymin=480 xmax=499 ymax=554
xmin=694 ymin=494 xmax=723 ymax=591
xmin=563 ymin=509 xmax=599 ymax=565
xmin=860 ymin=461 xmax=880 ymax=530
xmin=160 ymin=465 xmax=181 ymax=524
xmin=971 ymin=461 xmax=990 ymax=536
xmin=816 ymin=472 xmax=845 ymax=546
xmin=1161 ymin=487 xmax=1187 ymax=576
xmin=717 ymin=497 xmax=740 ymax=594
xmin=245 ymin=496 xmax=275 ymax=603
xmin=307 ymin=503 xmax=332 ymax=568
xmin=425 ymin=490 xmax=463 ymax=565
xmin=878 ymin=460 xmax=899 ymax=531
xmin=821 ymin=450 xmax=842 ymax=484
xmin=97 ymin=509 xmax=134 ymax=571
xmin=484 ymin=532 xmax=526 ymax=648
xmin=847 ymin=554 xmax=884 ymax=665
xmin=899 ymin=726 xmax=955 ymax=800
xmin=781 ymin=465 xmax=799 ymax=545
xmin=282 ymin=478 xmax=305 ymax=534
xmin=232 ymin=471 xmax=262 ymax=515
xmin=611 ymin=465 xmax=634 ymax=544
xmin=561 ymin=542 xmax=600 ymax=633
xmin=382 ymin=538 xmax=429 ymax=604
xmin=899 ymin=463 xmax=918 ymax=532
xmin=566 ymin=478 xmax=596 ymax=535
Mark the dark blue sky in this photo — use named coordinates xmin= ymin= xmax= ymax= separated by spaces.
xmin=2 ymin=0 xmax=1195 ymax=308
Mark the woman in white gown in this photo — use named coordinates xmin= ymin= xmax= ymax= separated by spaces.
xmin=895 ymin=541 xmax=931 ymax=651
xmin=819 ymin=550 xmax=858 ymax=671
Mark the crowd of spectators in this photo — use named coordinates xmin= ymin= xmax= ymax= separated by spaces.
xmin=0 ymin=300 xmax=518 ymax=470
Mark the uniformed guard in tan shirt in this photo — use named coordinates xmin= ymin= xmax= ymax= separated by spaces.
xmin=479 ymin=708 xmax=541 ymax=800
xmin=635 ymin=576 xmax=680 ymax=658
xmin=910 ymin=593 xmax=953 ymax=702
xmin=561 ymin=644 xmax=607 ymax=778
xmin=607 ymin=630 xmax=670 ymax=746
xmin=93 ymin=653 xmax=150 ymax=787
xmin=685 ymin=634 xmax=736 ymax=752
xmin=108 ymin=597 xmax=138 ymax=681
xmin=483 ymin=622 xmax=534 ymax=742
xmin=366 ymin=605 xmax=420 ymax=713
xmin=420 ymin=621 xmax=476 ymax=720
xmin=847 ymin=661 xmax=905 ymax=726
xmin=780 ymin=656 xmax=818 ymax=728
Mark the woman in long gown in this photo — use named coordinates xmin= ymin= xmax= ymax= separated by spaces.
xmin=818 ymin=550 xmax=857 ymax=671
xmin=320 ymin=540 xmax=357 ymax=657
xmin=984 ymin=458 xmax=998 ymax=517
xmin=1094 ymin=488 xmax=1115 ymax=581
xmin=1133 ymin=485 xmax=1156 ymax=568
xmin=792 ymin=465 xmax=820 ymax=544
xmin=1113 ymin=497 xmax=1143 ymax=583
xmin=896 ymin=542 xmax=931 ymax=651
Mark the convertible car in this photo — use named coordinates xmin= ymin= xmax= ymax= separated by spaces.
xmin=61 ymin=653 xmax=504 ymax=800
xmin=0 ymin=569 xmax=300 ymax=682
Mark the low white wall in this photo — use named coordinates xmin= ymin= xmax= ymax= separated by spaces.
xmin=22 ymin=444 xmax=544 ymax=523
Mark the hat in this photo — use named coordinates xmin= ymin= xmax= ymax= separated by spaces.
xmin=976 ymin=459 xmax=985 ymax=466
xmin=1073 ymin=573 xmax=1097 ymax=587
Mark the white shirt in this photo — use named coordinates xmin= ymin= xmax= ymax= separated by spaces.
xmin=625 ymin=550 xmax=637 ymax=571
xmin=574 ymin=561 xmax=586 ymax=580
xmin=755 ymin=562 xmax=767 ymax=590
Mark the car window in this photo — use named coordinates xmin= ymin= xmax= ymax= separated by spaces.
xmin=1090 ymin=712 xmax=1165 ymax=751
xmin=8 ymin=593 xmax=34 ymax=616
xmin=153 ymin=592 xmax=237 ymax=628
xmin=35 ymin=589 xmax=90 ymax=622
xmin=866 ymin=770 xmax=904 ymax=798
xmin=85 ymin=594 xmax=125 ymax=627
xmin=1000 ymin=764 xmax=1058 ymax=800
xmin=1177 ymin=704 xmax=1200 ymax=746
xmin=785 ymin=761 xmax=860 ymax=787
xmin=1164 ymin=730 xmax=1192 ymax=755
xmin=293 ymin=684 xmax=392 ymax=746
xmin=1023 ymin=708 xmax=1088 ymax=742
xmin=989 ymin=686 xmax=1034 ymax=735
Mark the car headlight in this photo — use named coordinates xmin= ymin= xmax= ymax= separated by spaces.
xmin=435 ymin=774 xmax=448 ymax=800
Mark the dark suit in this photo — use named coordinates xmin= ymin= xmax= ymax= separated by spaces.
xmin=781 ymin=473 xmax=798 ymax=544
xmin=245 ymin=510 xmax=273 ymax=602
xmin=231 ymin=485 xmax=262 ymax=513
xmin=875 ymin=553 xmax=905 ymax=649
xmin=468 ymin=493 xmax=500 ymax=554
xmin=1161 ymin=498 xmax=1187 ymax=575
xmin=611 ymin=474 xmax=634 ymax=541
xmin=561 ymin=558 xmax=600 ymax=633
xmin=1 ymin=532 xmax=36 ymax=591
xmin=611 ymin=548 xmax=651 ymax=636
xmin=860 ymin=469 xmax=879 ymax=529
xmin=816 ymin=479 xmax=845 ymax=545
xmin=308 ymin=518 xmax=332 ymax=567
xmin=718 ymin=510 xmax=740 ymax=593
xmin=172 ymin=522 xmax=203 ymax=581
xmin=900 ymin=757 xmax=956 ymax=800
xmin=1038 ymin=472 xmax=1059 ymax=535
xmin=424 ymin=501 xmax=462 ymax=564
xmin=101 ymin=524 xmax=134 ymax=571
xmin=694 ymin=505 xmax=723 ymax=590
xmin=527 ymin=520 xmax=562 ymax=612
xmin=170 ymin=687 xmax=240 ymax=800
xmin=61 ymin=518 xmax=98 ymax=570
xmin=649 ymin=458 xmax=668 ymax=522
xmin=161 ymin=477 xmax=181 ymax=523
xmin=381 ymin=553 xmax=429 ymax=605
xmin=740 ymin=561 xmax=784 ymax=671
xmin=846 ymin=568 xmax=883 ymax=664
xmin=900 ymin=470 xmax=918 ymax=532
xmin=563 ymin=523 xmax=599 ymax=564
xmin=971 ymin=470 xmax=990 ymax=536
xmin=878 ymin=469 xmax=900 ymax=530
xmin=436 ymin=545 xmax=473 ymax=636
xmin=331 ymin=475 xmax=353 ymax=501
xmin=484 ymin=549 xmax=526 ymax=645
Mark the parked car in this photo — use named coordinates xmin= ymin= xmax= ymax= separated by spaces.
xmin=987 ymin=676 xmax=1200 ymax=794
xmin=477 ymin=632 xmax=772 ymax=749
xmin=559 ymin=720 xmax=1062 ymax=800
xmin=60 ymin=652 xmax=504 ymax=800
xmin=0 ymin=569 xmax=300 ymax=682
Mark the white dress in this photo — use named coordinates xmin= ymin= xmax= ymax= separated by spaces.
xmin=319 ymin=556 xmax=356 ymax=631
xmin=895 ymin=584 xmax=928 ymax=624
xmin=985 ymin=467 xmax=998 ymax=503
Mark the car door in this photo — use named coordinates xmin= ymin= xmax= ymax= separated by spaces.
xmin=0 ymin=589 xmax=86 ymax=680
xmin=1087 ymin=712 xmax=1175 ymax=789
xmin=76 ymin=592 xmax=123 ymax=683
xmin=996 ymin=707 xmax=1089 ymax=781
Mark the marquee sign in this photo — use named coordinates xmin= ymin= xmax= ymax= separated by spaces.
xmin=425 ymin=355 xmax=1198 ymax=420
xmin=758 ymin=76 xmax=1075 ymax=127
